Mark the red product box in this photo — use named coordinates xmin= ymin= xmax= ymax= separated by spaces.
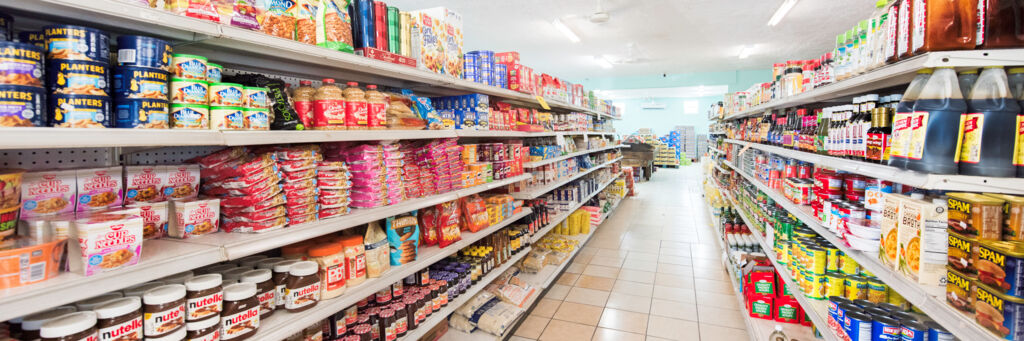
xmin=774 ymin=297 xmax=801 ymax=324
xmin=744 ymin=264 xmax=776 ymax=299
xmin=495 ymin=52 xmax=520 ymax=64
xmin=777 ymin=274 xmax=796 ymax=299
xmin=800 ymin=307 xmax=813 ymax=327
xmin=746 ymin=293 xmax=773 ymax=320
xmin=355 ymin=47 xmax=418 ymax=68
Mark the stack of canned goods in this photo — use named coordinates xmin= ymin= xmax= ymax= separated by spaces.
xmin=169 ymin=53 xmax=269 ymax=130
xmin=0 ymin=31 xmax=45 ymax=127
xmin=44 ymin=24 xmax=111 ymax=128
xmin=113 ymin=35 xmax=172 ymax=128
xmin=827 ymin=296 xmax=951 ymax=341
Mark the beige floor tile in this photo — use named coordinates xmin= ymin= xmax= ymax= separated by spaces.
xmin=539 ymin=319 xmax=596 ymax=341
xmin=652 ymin=285 xmax=696 ymax=303
xmin=532 ymin=298 xmax=562 ymax=318
xmin=650 ymin=298 xmax=698 ymax=321
xmin=591 ymin=327 xmax=644 ymax=341
xmin=612 ymin=279 xmax=654 ymax=297
xmin=564 ymin=287 xmax=611 ymax=307
xmin=659 ymin=255 xmax=693 ymax=266
xmin=575 ymin=253 xmax=596 ymax=265
xmin=588 ymin=248 xmax=629 ymax=258
xmin=597 ymin=308 xmax=649 ymax=334
xmin=565 ymin=262 xmax=586 ymax=274
xmin=692 ymin=267 xmax=729 ymax=281
xmin=583 ymin=264 xmax=620 ymax=279
xmin=589 ymin=255 xmax=626 ymax=268
xmin=509 ymin=336 xmax=535 ymax=341
xmin=697 ymin=305 xmax=746 ymax=327
xmin=557 ymin=273 xmax=580 ymax=286
xmin=587 ymin=238 xmax=622 ymax=250
xmin=626 ymin=252 xmax=659 ymax=262
xmin=699 ymin=324 xmax=750 ymax=341
xmin=621 ymin=259 xmax=658 ymax=272
xmin=576 ymin=275 xmax=616 ymax=291
xmin=660 ymin=241 xmax=692 ymax=251
xmin=646 ymin=315 xmax=700 ymax=341
xmin=696 ymin=292 xmax=740 ymax=309
xmin=659 ymin=247 xmax=690 ymax=257
xmin=617 ymin=269 xmax=656 ymax=284
xmin=605 ymin=292 xmax=651 ymax=314
xmin=691 ymin=257 xmax=725 ymax=269
xmin=546 ymin=284 xmax=571 ymax=300
xmin=514 ymin=315 xmax=550 ymax=339
xmin=656 ymin=263 xmax=694 ymax=276
xmin=645 ymin=337 xmax=674 ymax=341
xmin=654 ymin=273 xmax=694 ymax=288
xmin=695 ymin=278 xmax=736 ymax=295
xmin=553 ymin=301 xmax=605 ymax=326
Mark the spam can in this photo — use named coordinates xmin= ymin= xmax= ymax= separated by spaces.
xmin=948 ymin=231 xmax=978 ymax=275
xmin=245 ymin=108 xmax=269 ymax=130
xmin=170 ymin=103 xmax=208 ymax=129
xmin=112 ymin=66 xmax=170 ymax=99
xmin=0 ymin=41 xmax=44 ymax=87
xmin=43 ymin=25 xmax=110 ymax=63
xmin=46 ymin=60 xmax=109 ymax=96
xmin=872 ymin=316 xmax=901 ymax=341
xmin=974 ymin=282 xmax=1024 ymax=340
xmin=170 ymin=78 xmax=208 ymax=104
xmin=171 ymin=54 xmax=207 ymax=81
xmin=210 ymin=106 xmax=245 ymax=130
xmin=945 ymin=265 xmax=977 ymax=314
xmin=206 ymin=63 xmax=222 ymax=83
xmin=244 ymin=87 xmax=268 ymax=109
xmin=0 ymin=84 xmax=45 ymax=127
xmin=976 ymin=241 xmax=1024 ymax=298
xmin=115 ymin=98 xmax=168 ymax=129
xmin=49 ymin=93 xmax=110 ymax=128
xmin=209 ymin=82 xmax=243 ymax=106
xmin=115 ymin=35 xmax=172 ymax=70
xmin=17 ymin=31 xmax=45 ymax=49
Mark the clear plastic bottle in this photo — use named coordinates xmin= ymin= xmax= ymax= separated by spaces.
xmin=905 ymin=67 xmax=967 ymax=174
xmin=960 ymin=66 xmax=1020 ymax=177
xmin=896 ymin=0 xmax=915 ymax=59
xmin=769 ymin=325 xmax=789 ymax=341
xmin=958 ymin=69 xmax=979 ymax=99
xmin=889 ymin=69 xmax=933 ymax=169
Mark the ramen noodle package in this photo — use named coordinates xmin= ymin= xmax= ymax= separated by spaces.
xmin=0 ymin=236 xmax=67 ymax=289
xmin=21 ymin=169 xmax=76 ymax=218
xmin=168 ymin=197 xmax=220 ymax=238
xmin=70 ymin=212 xmax=144 ymax=276
xmin=164 ymin=165 xmax=200 ymax=200
xmin=75 ymin=167 xmax=123 ymax=212
xmin=0 ymin=169 xmax=24 ymax=240
xmin=386 ymin=211 xmax=419 ymax=265
xmin=129 ymin=201 xmax=169 ymax=239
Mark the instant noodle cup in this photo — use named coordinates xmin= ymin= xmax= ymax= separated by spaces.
xmin=245 ymin=108 xmax=269 ymax=130
xmin=46 ymin=60 xmax=109 ymax=96
xmin=43 ymin=24 xmax=110 ymax=63
xmin=69 ymin=212 xmax=143 ymax=276
xmin=0 ymin=169 xmax=24 ymax=240
xmin=49 ymin=93 xmax=111 ymax=128
xmin=0 ymin=84 xmax=45 ymax=127
xmin=210 ymin=106 xmax=245 ymax=130
xmin=205 ymin=63 xmax=222 ymax=83
xmin=115 ymin=98 xmax=169 ymax=129
xmin=209 ymin=82 xmax=244 ymax=106
xmin=115 ymin=35 xmax=173 ymax=70
xmin=0 ymin=237 xmax=67 ymax=289
xmin=171 ymin=54 xmax=207 ymax=80
xmin=0 ymin=41 xmax=44 ymax=87
xmin=244 ymin=86 xmax=268 ymax=109
xmin=170 ymin=104 xmax=209 ymax=129
xmin=170 ymin=77 xmax=208 ymax=104
xmin=112 ymin=66 xmax=170 ymax=99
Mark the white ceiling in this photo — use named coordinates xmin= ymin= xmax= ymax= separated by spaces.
xmin=387 ymin=0 xmax=877 ymax=80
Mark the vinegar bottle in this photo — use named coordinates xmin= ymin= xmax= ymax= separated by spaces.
xmin=911 ymin=0 xmax=978 ymax=54
xmin=960 ymin=66 xmax=1020 ymax=177
xmin=905 ymin=67 xmax=966 ymax=175
xmin=889 ymin=69 xmax=933 ymax=169
xmin=979 ymin=0 xmax=1024 ymax=49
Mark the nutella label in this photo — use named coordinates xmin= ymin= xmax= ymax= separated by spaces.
xmin=285 ymin=282 xmax=321 ymax=310
xmin=220 ymin=306 xmax=260 ymax=340
xmin=276 ymin=284 xmax=286 ymax=307
xmin=99 ymin=316 xmax=143 ymax=341
xmin=187 ymin=291 xmax=223 ymax=321
xmin=256 ymin=290 xmax=275 ymax=315
xmin=144 ymin=303 xmax=185 ymax=336
xmin=188 ymin=329 xmax=220 ymax=341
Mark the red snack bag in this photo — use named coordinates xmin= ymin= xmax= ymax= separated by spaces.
xmin=319 ymin=206 xmax=350 ymax=219
xmin=459 ymin=195 xmax=488 ymax=233
xmin=221 ymin=193 xmax=286 ymax=211
xmin=281 ymin=168 xmax=317 ymax=181
xmin=320 ymin=189 xmax=349 ymax=200
xmin=219 ymin=186 xmax=283 ymax=207
xmin=279 ymin=158 xmax=318 ymax=172
xmin=223 ymin=215 xmax=287 ymax=233
xmin=283 ymin=178 xmax=317 ymax=192
xmin=203 ymin=177 xmax=281 ymax=197
xmin=419 ymin=206 xmax=439 ymax=246
xmin=203 ymin=169 xmax=281 ymax=189
xmin=284 ymin=186 xmax=319 ymax=200
xmin=221 ymin=205 xmax=286 ymax=223
xmin=286 ymin=202 xmax=319 ymax=216
xmin=285 ymin=194 xmax=318 ymax=207
xmin=194 ymin=147 xmax=247 ymax=168
xmin=437 ymin=201 xmax=461 ymax=248
xmin=319 ymin=195 xmax=349 ymax=208
xmin=287 ymin=212 xmax=318 ymax=225
xmin=201 ymin=154 xmax=276 ymax=182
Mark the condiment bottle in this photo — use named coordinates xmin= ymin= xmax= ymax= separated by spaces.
xmin=888 ymin=69 xmax=933 ymax=169
xmin=366 ymin=84 xmax=387 ymax=130
xmin=340 ymin=235 xmax=367 ymax=287
xmin=239 ymin=269 xmax=276 ymax=319
xmin=20 ymin=307 xmax=78 ymax=340
xmin=284 ymin=261 xmax=321 ymax=313
xmin=307 ymin=242 xmax=347 ymax=299
xmin=271 ymin=260 xmax=300 ymax=309
xmin=94 ymin=297 xmax=143 ymax=341
xmin=185 ymin=315 xmax=220 ymax=341
xmin=313 ymin=78 xmax=346 ymax=130
xmin=292 ymin=80 xmax=316 ymax=128
xmin=220 ymin=283 xmax=260 ymax=341
xmin=343 ymin=82 xmax=368 ymax=130
xmin=184 ymin=274 xmax=223 ymax=322
xmin=906 ymin=67 xmax=966 ymax=174
xmin=979 ymin=0 xmax=1024 ymax=48
xmin=142 ymin=284 xmax=186 ymax=338
xmin=911 ymin=0 xmax=978 ymax=54
xmin=377 ymin=308 xmax=396 ymax=341
xmin=40 ymin=311 xmax=97 ymax=341
xmin=960 ymin=66 xmax=1020 ymax=177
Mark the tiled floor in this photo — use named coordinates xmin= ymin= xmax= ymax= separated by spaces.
xmin=510 ymin=165 xmax=751 ymax=341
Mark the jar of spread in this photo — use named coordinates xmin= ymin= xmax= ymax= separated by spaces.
xmin=123 ymin=281 xmax=167 ymax=297
xmin=160 ymin=271 xmax=195 ymax=285
xmin=343 ymin=305 xmax=358 ymax=328
xmin=390 ymin=302 xmax=407 ymax=337
xmin=327 ymin=311 xmax=347 ymax=340
xmin=343 ymin=82 xmax=367 ymax=130
xmin=254 ymin=257 xmax=284 ymax=270
xmin=221 ymin=267 xmax=251 ymax=284
xmin=340 ymin=235 xmax=367 ymax=287
xmin=292 ymin=80 xmax=315 ymax=128
xmin=75 ymin=292 xmax=124 ymax=311
xmin=377 ymin=308 xmax=395 ymax=341
xmin=391 ymin=281 xmax=403 ymax=299
xmin=284 ymin=261 xmax=321 ymax=313
xmin=375 ymin=286 xmax=392 ymax=305
xmin=184 ymin=274 xmax=223 ymax=322
xmin=94 ymin=297 xmax=143 ymax=341
xmin=235 ymin=255 xmax=267 ymax=268
xmin=185 ymin=314 xmax=220 ymax=341
xmin=239 ymin=269 xmax=275 ymax=318
xmin=19 ymin=306 xmax=78 ymax=340
xmin=271 ymin=260 xmax=300 ymax=309
xmin=221 ymin=282 xmax=260 ymax=341
xmin=307 ymin=242 xmax=346 ymax=299
xmin=40 ymin=311 xmax=97 ymax=341
xmin=402 ymin=297 xmax=418 ymax=331
xmin=437 ymin=282 xmax=449 ymax=307
xmin=142 ymin=284 xmax=186 ymax=338
xmin=351 ymin=324 xmax=371 ymax=341
xmin=430 ymin=284 xmax=442 ymax=312
xmin=146 ymin=326 xmax=186 ymax=341
xmin=313 ymin=78 xmax=346 ymax=130
xmin=365 ymin=84 xmax=386 ymax=130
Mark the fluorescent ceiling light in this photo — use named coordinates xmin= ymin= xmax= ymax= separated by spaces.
xmin=553 ymin=18 xmax=580 ymax=43
xmin=738 ymin=45 xmax=754 ymax=59
xmin=767 ymin=0 xmax=798 ymax=26
xmin=596 ymin=56 xmax=613 ymax=69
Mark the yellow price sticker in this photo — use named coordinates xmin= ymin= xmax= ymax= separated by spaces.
xmin=535 ymin=96 xmax=551 ymax=110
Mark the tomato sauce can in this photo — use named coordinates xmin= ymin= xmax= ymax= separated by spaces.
xmin=43 ymin=25 xmax=110 ymax=63
xmin=115 ymin=35 xmax=172 ymax=70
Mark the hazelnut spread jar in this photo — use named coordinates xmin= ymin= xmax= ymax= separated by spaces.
xmin=285 ymin=261 xmax=321 ymax=313
xmin=239 ymin=269 xmax=276 ymax=318
xmin=185 ymin=315 xmax=220 ymax=341
xmin=40 ymin=311 xmax=97 ymax=341
xmin=254 ymin=257 xmax=285 ymax=270
xmin=272 ymin=260 xmax=301 ymax=309
xmin=93 ymin=297 xmax=142 ymax=341
xmin=184 ymin=274 xmax=223 ymax=322
xmin=20 ymin=306 xmax=78 ymax=340
xmin=221 ymin=283 xmax=260 ymax=340
xmin=145 ymin=327 xmax=186 ymax=341
xmin=143 ymin=284 xmax=187 ymax=338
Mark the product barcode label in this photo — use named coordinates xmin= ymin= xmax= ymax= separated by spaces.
xmin=21 ymin=262 xmax=45 ymax=283
xmin=117 ymin=49 xmax=137 ymax=64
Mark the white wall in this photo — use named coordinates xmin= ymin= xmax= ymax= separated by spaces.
xmin=613 ymin=96 xmax=722 ymax=136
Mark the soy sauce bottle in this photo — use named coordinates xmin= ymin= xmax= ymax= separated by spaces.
xmin=960 ymin=67 xmax=1020 ymax=177
xmin=889 ymin=69 xmax=933 ymax=169
xmin=905 ymin=67 xmax=966 ymax=175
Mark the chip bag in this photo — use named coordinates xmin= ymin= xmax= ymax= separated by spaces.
xmin=418 ymin=205 xmax=439 ymax=246
xmin=459 ymin=194 xmax=488 ymax=233
xmin=437 ymin=201 xmax=461 ymax=247
xmin=316 ymin=0 xmax=354 ymax=52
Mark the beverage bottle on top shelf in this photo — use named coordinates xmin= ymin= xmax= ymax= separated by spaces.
xmin=960 ymin=66 xmax=1020 ymax=177
xmin=958 ymin=69 xmax=979 ymax=99
xmin=905 ymin=67 xmax=966 ymax=174
xmin=870 ymin=0 xmax=893 ymax=69
xmin=911 ymin=0 xmax=978 ymax=54
xmin=978 ymin=0 xmax=1024 ymax=49
xmin=889 ymin=69 xmax=933 ymax=169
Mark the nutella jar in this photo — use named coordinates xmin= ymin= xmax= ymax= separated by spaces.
xmin=39 ymin=311 xmax=97 ymax=341
xmin=239 ymin=269 xmax=275 ymax=318
xmin=184 ymin=274 xmax=223 ymax=322
xmin=271 ymin=260 xmax=300 ymax=308
xmin=75 ymin=292 xmax=123 ymax=311
xmin=234 ymin=255 xmax=267 ymax=268
xmin=94 ymin=297 xmax=143 ymax=341
xmin=123 ymin=281 xmax=166 ymax=297
xmin=253 ymin=257 xmax=284 ymax=270
xmin=220 ymin=283 xmax=260 ymax=341
xmin=220 ymin=267 xmax=250 ymax=284
xmin=160 ymin=271 xmax=195 ymax=284
xmin=185 ymin=315 xmax=220 ymax=341
xmin=390 ymin=302 xmax=407 ymax=337
xmin=146 ymin=326 xmax=186 ymax=341
xmin=21 ymin=307 xmax=78 ymax=340
xmin=377 ymin=308 xmax=395 ymax=341
xmin=142 ymin=284 xmax=186 ymax=338
xmin=284 ymin=261 xmax=321 ymax=313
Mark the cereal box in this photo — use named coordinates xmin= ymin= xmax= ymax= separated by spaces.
xmin=75 ymin=167 xmax=123 ymax=212
xmin=20 ymin=170 xmax=76 ymax=218
xmin=69 ymin=212 xmax=143 ymax=276
xmin=163 ymin=164 xmax=199 ymax=200
xmin=129 ymin=201 xmax=168 ymax=239
xmin=124 ymin=165 xmax=166 ymax=205
xmin=169 ymin=197 xmax=220 ymax=238
xmin=418 ymin=7 xmax=462 ymax=78
xmin=409 ymin=11 xmax=445 ymax=74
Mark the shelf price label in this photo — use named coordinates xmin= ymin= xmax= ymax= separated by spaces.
xmin=535 ymin=96 xmax=551 ymax=110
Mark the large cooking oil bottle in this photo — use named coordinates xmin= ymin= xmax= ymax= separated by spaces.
xmin=912 ymin=0 xmax=978 ymax=54
xmin=960 ymin=67 xmax=1020 ymax=177
xmin=905 ymin=67 xmax=966 ymax=174
xmin=889 ymin=69 xmax=933 ymax=169
xmin=978 ymin=0 xmax=1024 ymax=49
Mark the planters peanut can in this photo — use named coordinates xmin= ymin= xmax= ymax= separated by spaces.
xmin=115 ymin=35 xmax=172 ymax=70
xmin=43 ymin=25 xmax=110 ymax=63
xmin=113 ymin=66 xmax=170 ymax=99
xmin=116 ymin=98 xmax=168 ymax=129
xmin=50 ymin=93 xmax=110 ymax=128
xmin=0 ymin=85 xmax=45 ymax=127
xmin=46 ymin=60 xmax=109 ymax=96
xmin=0 ymin=41 xmax=44 ymax=87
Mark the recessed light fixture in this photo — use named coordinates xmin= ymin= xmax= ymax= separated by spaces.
xmin=553 ymin=18 xmax=580 ymax=43
xmin=738 ymin=45 xmax=754 ymax=59
xmin=767 ymin=0 xmax=799 ymax=26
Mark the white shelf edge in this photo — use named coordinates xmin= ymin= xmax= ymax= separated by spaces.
xmin=522 ymin=145 xmax=626 ymax=168
xmin=512 ymin=157 xmax=623 ymax=199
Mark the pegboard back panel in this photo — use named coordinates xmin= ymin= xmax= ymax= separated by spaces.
xmin=222 ymin=67 xmax=323 ymax=89
xmin=0 ymin=148 xmax=116 ymax=170
xmin=124 ymin=146 xmax=225 ymax=165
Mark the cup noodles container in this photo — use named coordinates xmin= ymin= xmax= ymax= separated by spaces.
xmin=0 ymin=169 xmax=25 ymax=240
xmin=129 ymin=201 xmax=168 ymax=239
xmin=0 ymin=236 xmax=67 ymax=289
xmin=168 ymin=198 xmax=220 ymax=238
xmin=75 ymin=167 xmax=123 ymax=212
xmin=163 ymin=165 xmax=199 ymax=200
xmin=124 ymin=165 xmax=166 ymax=205
xmin=70 ymin=212 xmax=144 ymax=276
xmin=20 ymin=169 xmax=77 ymax=218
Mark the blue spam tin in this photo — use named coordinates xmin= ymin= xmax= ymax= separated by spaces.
xmin=46 ymin=59 xmax=109 ymax=96
xmin=0 ymin=41 xmax=44 ymax=87
xmin=113 ymin=66 xmax=170 ymax=99
xmin=0 ymin=84 xmax=45 ymax=127
xmin=49 ymin=93 xmax=110 ymax=127
xmin=17 ymin=31 xmax=45 ymax=49
xmin=871 ymin=316 xmax=901 ymax=341
xmin=116 ymin=35 xmax=172 ymax=70
xmin=116 ymin=98 xmax=168 ymax=128
xmin=43 ymin=25 xmax=110 ymax=63
xmin=900 ymin=320 xmax=927 ymax=341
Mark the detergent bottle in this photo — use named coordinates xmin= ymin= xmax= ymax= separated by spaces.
xmin=960 ymin=67 xmax=1020 ymax=177
xmin=888 ymin=69 xmax=932 ymax=169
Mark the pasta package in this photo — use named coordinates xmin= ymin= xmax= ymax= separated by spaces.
xmin=386 ymin=211 xmax=419 ymax=265
xmin=315 ymin=0 xmax=354 ymax=53
xmin=364 ymin=221 xmax=390 ymax=277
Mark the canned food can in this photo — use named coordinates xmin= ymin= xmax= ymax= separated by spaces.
xmin=210 ymin=106 xmax=245 ymax=130
xmin=115 ymin=98 xmax=168 ymax=128
xmin=808 ymin=272 xmax=826 ymax=299
xmin=844 ymin=311 xmax=872 ymax=341
xmin=373 ymin=1 xmax=389 ymax=51
xmin=809 ymin=246 xmax=827 ymax=274
xmin=112 ymin=66 xmax=169 ymax=99
xmin=900 ymin=320 xmax=927 ymax=341
xmin=924 ymin=321 xmax=952 ymax=341
xmin=244 ymin=86 xmax=268 ymax=109
xmin=844 ymin=275 xmax=867 ymax=301
xmin=871 ymin=316 xmax=901 ymax=341
xmin=43 ymin=25 xmax=110 ymax=63
xmin=170 ymin=78 xmax=208 ymax=104
xmin=17 ymin=31 xmax=45 ymax=49
xmin=0 ymin=13 xmax=11 ymax=41
xmin=867 ymin=278 xmax=888 ymax=303
xmin=245 ymin=108 xmax=269 ymax=130
xmin=170 ymin=103 xmax=209 ymax=129
xmin=826 ymin=247 xmax=841 ymax=272
xmin=1 ymin=41 xmax=44 ymax=88
xmin=115 ymin=35 xmax=172 ymax=70
xmin=46 ymin=59 xmax=108 ymax=96
xmin=49 ymin=93 xmax=111 ymax=128
xmin=840 ymin=254 xmax=860 ymax=275
xmin=170 ymin=54 xmax=207 ymax=80
xmin=209 ymin=82 xmax=244 ymax=106
xmin=206 ymin=63 xmax=222 ymax=83
xmin=826 ymin=273 xmax=845 ymax=297
xmin=887 ymin=288 xmax=908 ymax=309
xmin=945 ymin=266 xmax=976 ymax=314
xmin=0 ymin=84 xmax=45 ymax=127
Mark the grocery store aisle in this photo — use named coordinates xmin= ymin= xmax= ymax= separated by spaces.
xmin=510 ymin=165 xmax=749 ymax=341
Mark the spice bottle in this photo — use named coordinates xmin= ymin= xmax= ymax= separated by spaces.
xmin=271 ymin=260 xmax=300 ymax=309
xmin=184 ymin=274 xmax=223 ymax=322
xmin=292 ymin=80 xmax=316 ymax=128
xmin=313 ymin=78 xmax=346 ymax=130
xmin=220 ymin=283 xmax=260 ymax=341
xmin=142 ymin=284 xmax=186 ymax=338
xmin=284 ymin=261 xmax=321 ymax=313
xmin=366 ymin=84 xmax=387 ymax=129
xmin=240 ymin=269 xmax=276 ymax=319
xmin=340 ymin=235 xmax=367 ymax=287
xmin=343 ymin=82 xmax=368 ymax=130
xmin=94 ymin=297 xmax=143 ymax=341
xmin=40 ymin=311 xmax=98 ymax=341
xmin=307 ymin=242 xmax=347 ymax=299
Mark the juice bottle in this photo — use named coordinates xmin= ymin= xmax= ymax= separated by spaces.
xmin=889 ymin=69 xmax=933 ymax=169
xmin=905 ymin=67 xmax=966 ymax=174
xmin=979 ymin=0 xmax=1024 ymax=49
xmin=960 ymin=66 xmax=1020 ymax=177
xmin=365 ymin=84 xmax=387 ymax=130
xmin=343 ymin=82 xmax=367 ymax=130
xmin=313 ymin=78 xmax=346 ymax=130
xmin=292 ymin=80 xmax=316 ymax=129
xmin=958 ymin=69 xmax=979 ymax=98
xmin=911 ymin=0 xmax=978 ymax=54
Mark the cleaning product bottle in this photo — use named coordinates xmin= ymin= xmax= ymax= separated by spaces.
xmin=958 ymin=69 xmax=979 ymax=99
xmin=889 ymin=69 xmax=933 ymax=169
xmin=905 ymin=67 xmax=966 ymax=174
xmin=961 ymin=66 xmax=1020 ymax=177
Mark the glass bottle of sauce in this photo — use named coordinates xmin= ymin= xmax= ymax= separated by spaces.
xmin=343 ymin=82 xmax=368 ymax=130
xmin=867 ymin=106 xmax=893 ymax=163
xmin=366 ymin=85 xmax=387 ymax=130
xmin=889 ymin=69 xmax=933 ymax=169
xmin=905 ymin=67 xmax=966 ymax=174
xmin=313 ymin=78 xmax=346 ymax=130
xmin=292 ymin=80 xmax=316 ymax=129
xmin=896 ymin=0 xmax=914 ymax=59
xmin=979 ymin=0 xmax=1024 ymax=49
xmin=911 ymin=0 xmax=978 ymax=54
xmin=960 ymin=66 xmax=1020 ymax=177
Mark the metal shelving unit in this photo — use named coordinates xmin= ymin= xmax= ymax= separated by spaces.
xmin=512 ymin=157 xmax=622 ymax=200
xmin=529 ymin=172 xmax=622 ymax=243
xmin=522 ymin=145 xmax=627 ymax=168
